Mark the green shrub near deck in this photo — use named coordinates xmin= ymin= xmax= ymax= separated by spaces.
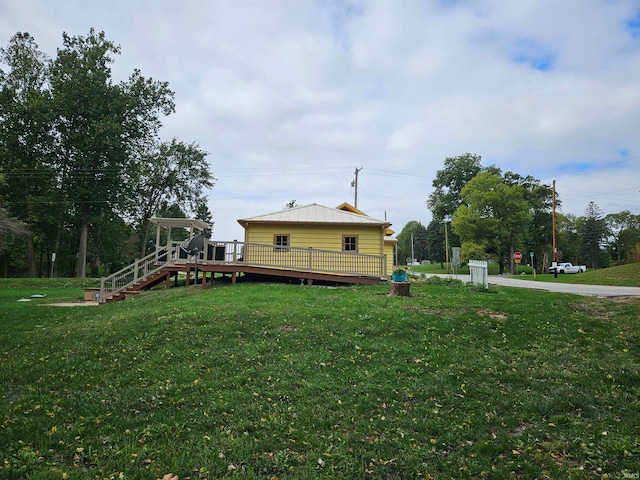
xmin=1 ymin=282 xmax=638 ymax=479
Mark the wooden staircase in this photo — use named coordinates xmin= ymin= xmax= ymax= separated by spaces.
xmin=103 ymin=269 xmax=170 ymax=303
xmin=99 ymin=247 xmax=178 ymax=303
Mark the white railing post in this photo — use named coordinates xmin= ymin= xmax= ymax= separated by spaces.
xmin=133 ymin=259 xmax=139 ymax=283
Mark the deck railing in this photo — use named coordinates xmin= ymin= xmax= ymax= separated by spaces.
xmin=100 ymin=247 xmax=175 ymax=301
xmin=100 ymin=240 xmax=387 ymax=302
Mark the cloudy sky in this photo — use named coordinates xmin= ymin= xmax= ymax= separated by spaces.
xmin=2 ymin=0 xmax=639 ymax=240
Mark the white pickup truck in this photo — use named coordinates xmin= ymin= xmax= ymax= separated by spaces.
xmin=548 ymin=262 xmax=587 ymax=274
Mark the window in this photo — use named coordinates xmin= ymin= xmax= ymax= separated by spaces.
xmin=274 ymin=234 xmax=290 ymax=251
xmin=343 ymin=236 xmax=358 ymax=252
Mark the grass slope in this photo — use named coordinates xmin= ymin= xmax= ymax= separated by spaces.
xmin=410 ymin=262 xmax=640 ymax=287
xmin=527 ymin=263 xmax=640 ymax=287
xmin=1 ymin=282 xmax=639 ymax=479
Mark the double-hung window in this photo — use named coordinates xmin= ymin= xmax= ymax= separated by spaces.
xmin=343 ymin=235 xmax=358 ymax=252
xmin=274 ymin=235 xmax=290 ymax=251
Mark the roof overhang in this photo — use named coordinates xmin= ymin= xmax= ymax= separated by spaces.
xmin=151 ymin=217 xmax=210 ymax=230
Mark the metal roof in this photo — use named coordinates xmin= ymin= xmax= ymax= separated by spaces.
xmin=238 ymin=203 xmax=391 ymax=228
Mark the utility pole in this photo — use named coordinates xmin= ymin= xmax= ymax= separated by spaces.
xmin=552 ymin=180 xmax=557 ymax=278
xmin=352 ymin=167 xmax=363 ymax=208
xmin=411 ymin=233 xmax=415 ymax=264
xmin=444 ymin=220 xmax=450 ymax=274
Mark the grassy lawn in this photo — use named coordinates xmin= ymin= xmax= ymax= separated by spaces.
xmin=409 ymin=263 xmax=532 ymax=276
xmin=1 ymin=280 xmax=639 ymax=479
xmin=409 ymin=263 xmax=640 ymax=287
xmin=514 ymin=263 xmax=640 ymax=288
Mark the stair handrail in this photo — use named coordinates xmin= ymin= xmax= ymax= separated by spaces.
xmin=100 ymin=246 xmax=176 ymax=302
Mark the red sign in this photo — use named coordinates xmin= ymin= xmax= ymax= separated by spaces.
xmin=514 ymin=252 xmax=522 ymax=264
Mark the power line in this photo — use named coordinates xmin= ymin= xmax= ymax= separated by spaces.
xmin=551 ymin=155 xmax=639 ymax=182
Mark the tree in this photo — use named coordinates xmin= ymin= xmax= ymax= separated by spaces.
xmin=452 ymin=169 xmax=532 ymax=274
xmin=460 ymin=240 xmax=487 ymax=263
xmin=396 ymin=220 xmax=428 ymax=264
xmin=503 ymin=172 xmax=555 ymax=272
xmin=425 ymin=219 xmax=446 ymax=268
xmin=49 ymin=29 xmax=174 ymax=276
xmin=580 ymin=201 xmax=608 ymax=269
xmin=604 ymin=210 xmax=639 ymax=265
xmin=0 ymin=32 xmax=56 ymax=276
xmin=556 ymin=213 xmax=580 ymax=265
xmin=0 ymin=206 xmax=30 ymax=276
xmin=427 ymin=153 xmax=483 ymax=222
xmin=87 ymin=210 xmax=137 ymax=277
xmin=130 ymin=138 xmax=213 ymax=256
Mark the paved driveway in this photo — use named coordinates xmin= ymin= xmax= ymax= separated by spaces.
xmin=414 ymin=272 xmax=640 ymax=298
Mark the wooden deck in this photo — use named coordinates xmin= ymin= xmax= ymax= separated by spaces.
xmin=99 ymin=240 xmax=387 ymax=303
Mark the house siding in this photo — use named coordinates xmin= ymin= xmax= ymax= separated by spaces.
xmin=384 ymin=241 xmax=395 ymax=274
xmin=245 ymin=223 xmax=385 ymax=255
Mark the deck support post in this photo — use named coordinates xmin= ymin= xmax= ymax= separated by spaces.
xmin=232 ymin=272 xmax=237 ymax=285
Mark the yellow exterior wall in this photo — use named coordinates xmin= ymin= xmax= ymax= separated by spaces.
xmin=384 ymin=241 xmax=395 ymax=275
xmin=244 ymin=223 xmax=385 ymax=255
xmin=243 ymin=222 xmax=389 ymax=276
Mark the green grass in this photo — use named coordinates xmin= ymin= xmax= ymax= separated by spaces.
xmin=1 ymin=280 xmax=639 ymax=479
xmin=409 ymin=262 xmax=640 ymax=287
xmin=518 ymin=263 xmax=640 ymax=287
xmin=0 ymin=278 xmax=100 ymax=305
xmin=409 ymin=263 xmax=532 ymax=276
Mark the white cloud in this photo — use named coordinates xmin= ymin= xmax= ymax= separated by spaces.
xmin=2 ymin=0 xmax=639 ymax=241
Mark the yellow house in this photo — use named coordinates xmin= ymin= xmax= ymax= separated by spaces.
xmin=334 ymin=202 xmax=397 ymax=275
xmin=237 ymin=203 xmax=395 ymax=277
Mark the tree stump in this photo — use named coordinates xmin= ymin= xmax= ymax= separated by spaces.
xmin=389 ymin=281 xmax=411 ymax=297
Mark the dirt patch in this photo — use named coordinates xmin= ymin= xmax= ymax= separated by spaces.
xmin=278 ymin=325 xmax=297 ymax=333
xmin=570 ymin=302 xmax=615 ymax=318
xmin=42 ymin=301 xmax=100 ymax=307
xmin=477 ymin=309 xmax=508 ymax=321
xmin=410 ymin=307 xmax=450 ymax=316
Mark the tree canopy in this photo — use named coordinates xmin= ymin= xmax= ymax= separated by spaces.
xmin=396 ymin=220 xmax=428 ymax=264
xmin=423 ymin=151 xmax=638 ymax=272
xmin=452 ymin=169 xmax=532 ymax=274
xmin=0 ymin=30 xmax=213 ymax=278
xmin=427 ymin=153 xmax=483 ymax=222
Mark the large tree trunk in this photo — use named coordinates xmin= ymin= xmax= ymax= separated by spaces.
xmin=90 ymin=252 xmax=100 ymax=277
xmin=26 ymin=235 xmax=37 ymax=277
xmin=76 ymin=204 xmax=90 ymax=277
